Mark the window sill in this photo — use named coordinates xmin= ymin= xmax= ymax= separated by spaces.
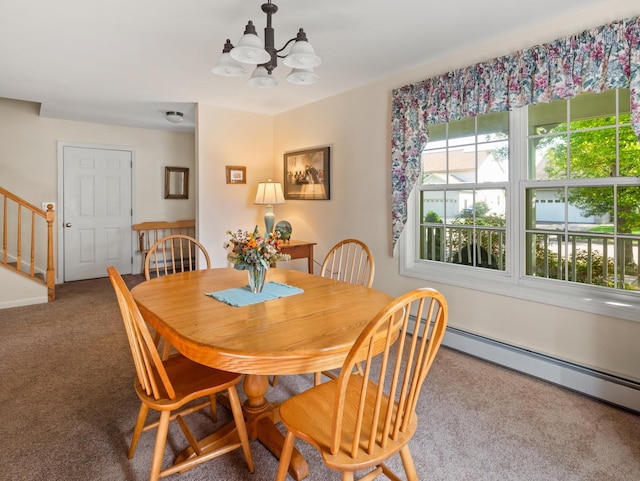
xmin=400 ymin=258 xmax=640 ymax=323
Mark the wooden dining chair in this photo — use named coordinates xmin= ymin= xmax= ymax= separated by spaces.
xmin=144 ymin=234 xmax=211 ymax=281
xmin=270 ymin=238 xmax=375 ymax=388
xmin=144 ymin=234 xmax=211 ymax=358
xmin=107 ymin=266 xmax=254 ymax=481
xmin=315 ymin=238 xmax=375 ymax=384
xmin=320 ymin=238 xmax=375 ymax=288
xmin=275 ymin=287 xmax=448 ymax=481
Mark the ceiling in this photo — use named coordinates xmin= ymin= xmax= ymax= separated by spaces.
xmin=0 ymin=0 xmax=609 ymax=132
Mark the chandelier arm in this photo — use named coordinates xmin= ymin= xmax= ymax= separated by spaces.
xmin=275 ymin=37 xmax=298 ymax=57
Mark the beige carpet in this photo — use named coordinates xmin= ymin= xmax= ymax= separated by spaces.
xmin=1 ymin=275 xmax=638 ymax=480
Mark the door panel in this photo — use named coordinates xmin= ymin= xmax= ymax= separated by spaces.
xmin=63 ymin=146 xmax=132 ymax=281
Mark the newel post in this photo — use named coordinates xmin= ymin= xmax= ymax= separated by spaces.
xmin=45 ymin=204 xmax=55 ymax=301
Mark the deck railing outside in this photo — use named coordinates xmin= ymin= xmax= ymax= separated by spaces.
xmin=420 ymin=224 xmax=639 ymax=291
xmin=421 ymin=224 xmax=506 ymax=270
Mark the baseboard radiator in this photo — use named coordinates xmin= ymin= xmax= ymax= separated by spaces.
xmin=441 ymin=326 xmax=640 ymax=414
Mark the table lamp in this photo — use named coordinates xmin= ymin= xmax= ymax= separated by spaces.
xmin=254 ymin=180 xmax=285 ymax=234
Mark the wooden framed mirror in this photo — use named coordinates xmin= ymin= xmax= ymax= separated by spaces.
xmin=164 ymin=167 xmax=189 ymax=199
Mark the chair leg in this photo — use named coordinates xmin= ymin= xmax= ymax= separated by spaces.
xmin=314 ymin=372 xmax=322 ymax=386
xmin=399 ymin=445 xmax=418 ymax=481
xmin=161 ymin=340 xmax=172 ymax=360
xmin=341 ymin=472 xmax=355 ymax=481
xmin=209 ymin=393 xmax=218 ymax=422
xmin=275 ymin=431 xmax=296 ymax=481
xmin=270 ymin=375 xmax=279 ymax=387
xmin=176 ymin=415 xmax=202 ymax=456
xmin=227 ymin=386 xmax=254 ymax=473
xmin=149 ymin=410 xmax=171 ymax=481
xmin=129 ymin=403 xmax=149 ymax=459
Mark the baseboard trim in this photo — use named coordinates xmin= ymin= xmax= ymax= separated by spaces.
xmin=442 ymin=326 xmax=640 ymax=413
xmin=0 ymin=296 xmax=48 ymax=309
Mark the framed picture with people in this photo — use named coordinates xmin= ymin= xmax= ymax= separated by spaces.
xmin=283 ymin=146 xmax=330 ymax=200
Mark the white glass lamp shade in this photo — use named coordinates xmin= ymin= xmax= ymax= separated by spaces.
xmin=230 ymin=22 xmax=271 ymax=65
xmin=286 ymin=67 xmax=318 ymax=85
xmin=283 ymin=40 xmax=321 ymax=69
xmin=247 ymin=66 xmax=278 ymax=88
xmin=212 ymin=52 xmax=247 ymax=77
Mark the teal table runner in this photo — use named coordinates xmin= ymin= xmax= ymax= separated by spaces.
xmin=206 ymin=281 xmax=303 ymax=307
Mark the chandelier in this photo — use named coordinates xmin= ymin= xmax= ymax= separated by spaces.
xmin=212 ymin=1 xmax=321 ymax=88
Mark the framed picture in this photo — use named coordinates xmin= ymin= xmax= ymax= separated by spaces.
xmin=226 ymin=165 xmax=246 ymax=184
xmin=283 ymin=147 xmax=330 ymax=200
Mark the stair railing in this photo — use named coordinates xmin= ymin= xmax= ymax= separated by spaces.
xmin=1 ymin=186 xmax=55 ymax=301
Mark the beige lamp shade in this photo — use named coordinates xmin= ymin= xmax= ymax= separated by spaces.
xmin=254 ymin=181 xmax=285 ymax=205
xmin=254 ymin=181 xmax=285 ymax=234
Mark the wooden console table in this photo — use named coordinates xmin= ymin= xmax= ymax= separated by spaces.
xmin=277 ymin=240 xmax=316 ymax=274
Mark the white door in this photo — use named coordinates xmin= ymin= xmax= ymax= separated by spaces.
xmin=62 ymin=145 xmax=132 ymax=281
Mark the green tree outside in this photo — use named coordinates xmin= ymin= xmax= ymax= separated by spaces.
xmin=536 ymin=114 xmax=640 ymax=287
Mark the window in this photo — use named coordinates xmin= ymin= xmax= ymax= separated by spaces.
xmin=419 ymin=111 xmax=508 ymax=270
xmin=525 ymin=89 xmax=639 ymax=291
xmin=402 ymin=89 xmax=640 ymax=320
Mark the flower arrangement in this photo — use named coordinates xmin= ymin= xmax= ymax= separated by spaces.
xmin=224 ymin=226 xmax=291 ymax=270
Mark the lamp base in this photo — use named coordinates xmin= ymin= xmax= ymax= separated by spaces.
xmin=264 ymin=205 xmax=275 ymax=234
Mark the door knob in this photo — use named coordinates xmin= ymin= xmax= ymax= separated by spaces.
xmin=65 ymin=223 xmax=72 ymax=227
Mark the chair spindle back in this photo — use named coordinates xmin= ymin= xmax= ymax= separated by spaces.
xmin=320 ymin=238 xmax=375 ymax=287
xmin=108 ymin=266 xmax=175 ymax=400
xmin=331 ymin=287 xmax=448 ymax=457
xmin=144 ymin=234 xmax=211 ymax=280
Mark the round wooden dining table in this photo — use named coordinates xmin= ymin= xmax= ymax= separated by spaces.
xmin=131 ymin=267 xmax=393 ymax=480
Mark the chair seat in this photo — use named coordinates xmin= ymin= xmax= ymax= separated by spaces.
xmin=134 ymin=354 xmax=242 ymax=410
xmin=279 ymin=375 xmax=417 ymax=472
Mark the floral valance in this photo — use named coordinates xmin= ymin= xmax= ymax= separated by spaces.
xmin=391 ymin=16 xmax=640 ymax=251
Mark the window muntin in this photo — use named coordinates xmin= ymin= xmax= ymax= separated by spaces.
xmin=525 ymin=89 xmax=639 ymax=292
xmin=419 ymin=113 xmax=508 ymax=271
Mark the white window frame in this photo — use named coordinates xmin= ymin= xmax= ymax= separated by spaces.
xmin=400 ymin=103 xmax=640 ymax=323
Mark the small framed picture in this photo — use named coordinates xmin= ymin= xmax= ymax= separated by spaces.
xmin=226 ymin=165 xmax=246 ymax=184
xmin=283 ymin=147 xmax=330 ymax=200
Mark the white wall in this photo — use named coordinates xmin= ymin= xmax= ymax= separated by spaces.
xmin=196 ymin=104 xmax=274 ymax=267
xmin=0 ymin=268 xmax=47 ymax=308
xmin=0 ymin=97 xmax=196 ymax=277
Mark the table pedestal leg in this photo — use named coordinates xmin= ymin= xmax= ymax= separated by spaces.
xmin=243 ymin=374 xmax=309 ymax=481
xmin=182 ymin=374 xmax=309 ymax=480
